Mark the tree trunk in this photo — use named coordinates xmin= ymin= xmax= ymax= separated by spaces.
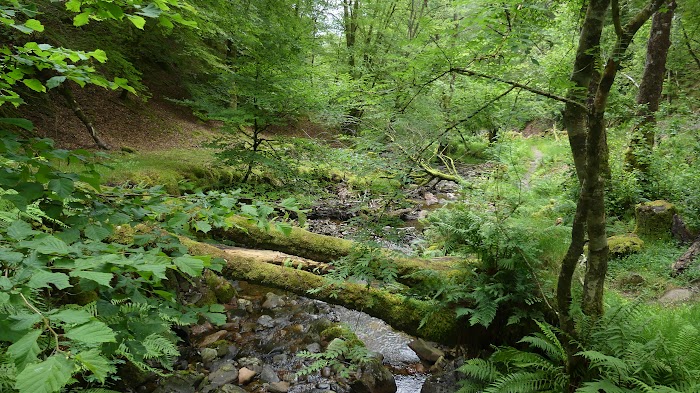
xmin=625 ymin=1 xmax=676 ymax=174
xmin=181 ymin=237 xmax=461 ymax=343
xmin=58 ymin=84 xmax=111 ymax=150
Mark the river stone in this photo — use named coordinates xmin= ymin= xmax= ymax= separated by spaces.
xmin=350 ymin=361 xmax=397 ymax=393
xmin=268 ymin=381 xmax=291 ymax=393
xmin=635 ymin=200 xmax=676 ymax=239
xmin=260 ymin=365 xmax=280 ymax=383
xmin=409 ymin=339 xmax=444 ymax=363
xmin=305 ymin=342 xmax=322 ymax=353
xmin=199 ymin=330 xmax=229 ymax=348
xmin=200 ymin=347 xmax=218 ymax=363
xmin=238 ymin=367 xmax=257 ymax=385
xmin=262 ymin=292 xmax=286 ymax=309
xmin=659 ymin=288 xmax=693 ymax=304
xmin=238 ymin=298 xmax=253 ymax=313
xmin=153 ymin=372 xmax=202 ymax=393
xmin=257 ymin=315 xmax=275 ymax=329
xmin=272 ymin=354 xmax=288 ymax=364
xmin=217 ymin=385 xmax=247 ymax=393
xmin=209 ymin=363 xmax=239 ymax=388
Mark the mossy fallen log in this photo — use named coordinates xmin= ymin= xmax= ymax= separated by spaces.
xmin=212 ymin=216 xmax=458 ymax=282
xmin=181 ymin=237 xmax=460 ymax=344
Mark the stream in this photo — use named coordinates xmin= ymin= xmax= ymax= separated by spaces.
xmin=150 ymin=281 xmax=452 ymax=393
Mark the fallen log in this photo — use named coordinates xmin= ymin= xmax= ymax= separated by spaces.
xmin=671 ymin=236 xmax=700 ymax=276
xmin=219 ymin=246 xmax=333 ymax=274
xmin=212 ymin=217 xmax=458 ymax=282
xmin=181 ymin=237 xmax=461 ymax=344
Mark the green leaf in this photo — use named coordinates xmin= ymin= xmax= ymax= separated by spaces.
xmin=8 ymin=329 xmax=42 ymax=369
xmin=276 ymin=222 xmax=293 ymax=236
xmin=46 ymin=76 xmax=66 ymax=89
xmin=23 ymin=79 xmax=45 ymax=93
xmin=23 ymin=19 xmax=44 ymax=32
xmin=102 ymin=3 xmax=124 ymax=19
xmin=89 ymin=49 xmax=107 ymax=63
xmin=173 ymin=256 xmax=204 ymax=277
xmin=0 ymin=118 xmax=34 ymax=130
xmin=70 ymin=270 xmax=113 ymax=287
xmin=48 ymin=178 xmax=74 ymax=199
xmin=4 ymin=194 xmax=28 ymax=211
xmin=65 ymin=320 xmax=116 ymax=343
xmin=127 ymin=15 xmax=146 ymax=29
xmin=15 ymin=354 xmax=74 ymax=393
xmin=16 ymin=181 xmax=45 ymax=202
xmin=136 ymin=3 xmax=162 ymax=18
xmin=28 ymin=271 xmax=71 ymax=290
xmin=193 ymin=220 xmax=212 ymax=233
xmin=84 ymin=224 xmax=111 ymax=241
xmin=0 ymin=292 xmax=9 ymax=304
xmin=75 ymin=349 xmax=115 ymax=383
xmin=209 ymin=304 xmax=225 ymax=313
xmin=51 ymin=309 xmax=93 ymax=325
xmin=202 ymin=312 xmax=226 ymax=326
xmin=73 ymin=12 xmax=90 ymax=26
xmin=7 ymin=220 xmax=36 ymax=240
xmin=36 ymin=236 xmax=70 ymax=255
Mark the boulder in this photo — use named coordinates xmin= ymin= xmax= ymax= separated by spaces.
xmin=350 ymin=360 xmax=397 ymax=393
xmin=217 ymin=385 xmax=247 ymax=393
xmin=607 ymin=234 xmax=644 ymax=258
xmin=260 ymin=365 xmax=280 ymax=383
xmin=408 ymin=339 xmax=444 ymax=364
xmin=238 ymin=367 xmax=257 ymax=385
xmin=262 ymin=292 xmax=287 ymax=309
xmin=659 ymin=288 xmax=693 ymax=305
xmin=268 ymin=381 xmax=291 ymax=393
xmin=209 ymin=363 xmax=239 ymax=388
xmin=153 ymin=372 xmax=203 ymax=393
xmin=635 ymin=200 xmax=676 ymax=239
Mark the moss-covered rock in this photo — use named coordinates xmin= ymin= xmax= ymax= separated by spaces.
xmin=607 ymin=234 xmax=644 ymax=258
xmin=635 ymin=200 xmax=676 ymax=239
xmin=204 ymin=270 xmax=237 ymax=303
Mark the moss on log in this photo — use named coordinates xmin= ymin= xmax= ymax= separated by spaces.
xmin=212 ymin=217 xmax=458 ymax=282
xmin=181 ymin=237 xmax=460 ymax=344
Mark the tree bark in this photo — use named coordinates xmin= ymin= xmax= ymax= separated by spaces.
xmin=625 ymin=0 xmax=676 ymax=174
xmin=58 ymin=84 xmax=111 ymax=150
xmin=671 ymin=236 xmax=700 ymax=276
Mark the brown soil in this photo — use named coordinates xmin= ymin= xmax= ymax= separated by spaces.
xmin=23 ymin=78 xmax=225 ymax=151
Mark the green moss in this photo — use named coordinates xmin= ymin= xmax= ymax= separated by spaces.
xmin=607 ymin=234 xmax=644 ymax=258
xmin=204 ymin=270 xmax=237 ymax=303
xmin=635 ymin=200 xmax=676 ymax=239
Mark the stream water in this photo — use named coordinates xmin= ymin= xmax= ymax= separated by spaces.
xmin=331 ymin=306 xmax=428 ymax=393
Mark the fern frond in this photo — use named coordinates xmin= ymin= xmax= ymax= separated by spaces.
xmin=575 ymin=379 xmax=627 ymax=393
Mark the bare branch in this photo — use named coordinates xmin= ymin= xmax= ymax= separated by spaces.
xmin=612 ymin=0 xmax=623 ymax=37
xmin=449 ymin=67 xmax=586 ymax=108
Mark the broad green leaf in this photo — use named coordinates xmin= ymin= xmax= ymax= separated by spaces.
xmin=0 ymin=292 xmax=10 ymax=304
xmin=4 ymin=194 xmax=28 ymax=210
xmin=173 ymin=256 xmax=204 ymax=277
xmin=22 ymin=79 xmax=45 ymax=93
xmin=0 ymin=248 xmax=24 ymax=264
xmin=127 ymin=15 xmax=146 ymax=29
xmin=167 ymin=213 xmax=190 ymax=228
xmin=65 ymin=320 xmax=116 ymax=343
xmin=9 ymin=313 xmax=42 ymax=331
xmin=35 ymin=236 xmax=70 ymax=255
xmin=75 ymin=349 xmax=115 ymax=383
xmin=73 ymin=12 xmax=90 ymax=26
xmin=48 ymin=178 xmax=74 ymax=199
xmin=51 ymin=309 xmax=92 ymax=325
xmin=0 ymin=117 xmax=34 ymax=130
xmin=84 ymin=224 xmax=111 ymax=241
xmin=102 ymin=3 xmax=123 ymax=19
xmin=46 ymin=76 xmax=66 ymax=89
xmin=7 ymin=220 xmax=36 ymax=240
xmin=89 ymin=49 xmax=107 ymax=63
xmin=23 ymin=19 xmax=43 ymax=32
xmin=65 ymin=0 xmax=82 ymax=12
xmin=70 ymin=270 xmax=113 ymax=287
xmin=28 ymin=271 xmax=71 ymax=290
xmin=8 ymin=329 xmax=42 ymax=369
xmin=136 ymin=3 xmax=162 ymax=18
xmin=15 ymin=181 xmax=44 ymax=202
xmin=194 ymin=220 xmax=212 ymax=233
xmin=15 ymin=354 xmax=74 ymax=393
xmin=275 ymin=222 xmax=293 ymax=236
xmin=209 ymin=304 xmax=225 ymax=313
xmin=202 ymin=312 xmax=226 ymax=326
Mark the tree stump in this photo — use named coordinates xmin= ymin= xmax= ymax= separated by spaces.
xmin=634 ymin=200 xmax=676 ymax=239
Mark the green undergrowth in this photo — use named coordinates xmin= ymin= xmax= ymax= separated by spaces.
xmin=608 ymin=239 xmax=689 ymax=298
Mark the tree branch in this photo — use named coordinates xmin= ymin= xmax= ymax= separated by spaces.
xmin=449 ymin=67 xmax=586 ymax=108
xmin=612 ymin=0 xmax=623 ymax=37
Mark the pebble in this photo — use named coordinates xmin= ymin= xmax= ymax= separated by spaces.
xmin=305 ymin=343 xmax=321 ymax=353
xmin=260 ymin=365 xmax=280 ymax=383
xmin=257 ymin=315 xmax=275 ymax=329
xmin=238 ymin=367 xmax=257 ymax=385
xmin=208 ymin=363 xmax=239 ymax=388
xmin=200 ymin=348 xmax=218 ymax=363
xmin=268 ymin=381 xmax=290 ymax=393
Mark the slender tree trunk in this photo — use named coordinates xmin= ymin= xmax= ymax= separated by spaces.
xmin=58 ymin=84 xmax=111 ymax=150
xmin=625 ymin=0 xmax=676 ymax=174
